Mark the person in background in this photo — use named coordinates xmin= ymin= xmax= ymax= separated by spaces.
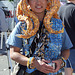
xmin=58 ymin=0 xmax=75 ymax=75
xmin=6 ymin=0 xmax=73 ymax=75
xmin=60 ymin=1 xmax=66 ymax=5
xmin=0 ymin=8 xmax=8 ymax=32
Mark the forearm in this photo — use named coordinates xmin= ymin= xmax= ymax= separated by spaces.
xmin=10 ymin=46 xmax=29 ymax=66
xmin=61 ymin=49 xmax=70 ymax=60
xmin=10 ymin=52 xmax=29 ymax=66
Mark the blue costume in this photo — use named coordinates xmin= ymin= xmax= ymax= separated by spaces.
xmin=6 ymin=18 xmax=73 ymax=75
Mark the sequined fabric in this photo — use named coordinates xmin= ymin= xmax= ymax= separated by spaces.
xmin=20 ymin=18 xmax=64 ymax=74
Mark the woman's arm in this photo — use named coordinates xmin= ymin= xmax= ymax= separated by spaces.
xmin=10 ymin=46 xmax=29 ymax=66
xmin=61 ymin=49 xmax=70 ymax=60
xmin=10 ymin=46 xmax=55 ymax=73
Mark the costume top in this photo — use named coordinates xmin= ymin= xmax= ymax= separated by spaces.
xmin=6 ymin=18 xmax=73 ymax=75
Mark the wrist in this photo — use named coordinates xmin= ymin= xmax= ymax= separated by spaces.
xmin=58 ymin=59 xmax=63 ymax=64
xmin=58 ymin=56 xmax=66 ymax=68
xmin=30 ymin=57 xmax=36 ymax=69
xmin=27 ymin=57 xmax=35 ymax=69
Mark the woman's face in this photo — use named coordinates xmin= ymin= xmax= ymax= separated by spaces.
xmin=28 ymin=0 xmax=47 ymax=14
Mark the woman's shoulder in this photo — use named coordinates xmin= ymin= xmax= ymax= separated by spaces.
xmin=51 ymin=18 xmax=62 ymax=24
xmin=50 ymin=18 xmax=64 ymax=32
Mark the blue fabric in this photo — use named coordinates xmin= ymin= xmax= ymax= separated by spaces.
xmin=6 ymin=18 xmax=73 ymax=75
xmin=14 ymin=17 xmax=19 ymax=24
xmin=6 ymin=22 xmax=23 ymax=48
xmin=66 ymin=59 xmax=72 ymax=68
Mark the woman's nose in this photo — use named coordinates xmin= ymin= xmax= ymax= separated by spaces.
xmin=36 ymin=0 xmax=42 ymax=3
xmin=36 ymin=0 xmax=42 ymax=2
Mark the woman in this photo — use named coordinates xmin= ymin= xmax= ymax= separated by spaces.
xmin=6 ymin=0 xmax=73 ymax=75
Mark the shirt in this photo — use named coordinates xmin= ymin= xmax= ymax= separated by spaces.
xmin=58 ymin=3 xmax=75 ymax=49
xmin=0 ymin=9 xmax=8 ymax=32
xmin=6 ymin=18 xmax=73 ymax=75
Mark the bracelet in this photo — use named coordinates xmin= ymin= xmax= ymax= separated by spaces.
xmin=27 ymin=58 xmax=30 ymax=69
xmin=27 ymin=57 xmax=35 ymax=69
xmin=30 ymin=57 xmax=35 ymax=69
xmin=59 ymin=56 xmax=66 ymax=68
xmin=61 ymin=57 xmax=66 ymax=67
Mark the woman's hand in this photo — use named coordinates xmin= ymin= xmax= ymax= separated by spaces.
xmin=33 ymin=59 xmax=55 ymax=74
xmin=52 ymin=59 xmax=63 ymax=73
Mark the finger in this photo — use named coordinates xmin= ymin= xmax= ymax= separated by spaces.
xmin=42 ymin=59 xmax=50 ymax=63
xmin=53 ymin=63 xmax=60 ymax=73
xmin=54 ymin=66 xmax=59 ymax=72
xmin=52 ymin=60 xmax=57 ymax=63
xmin=44 ymin=64 xmax=55 ymax=73
xmin=52 ymin=61 xmax=60 ymax=72
xmin=41 ymin=66 xmax=54 ymax=74
xmin=44 ymin=68 xmax=54 ymax=73
xmin=41 ymin=63 xmax=54 ymax=70
xmin=45 ymin=63 xmax=54 ymax=69
xmin=39 ymin=63 xmax=55 ymax=73
xmin=39 ymin=64 xmax=50 ymax=73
